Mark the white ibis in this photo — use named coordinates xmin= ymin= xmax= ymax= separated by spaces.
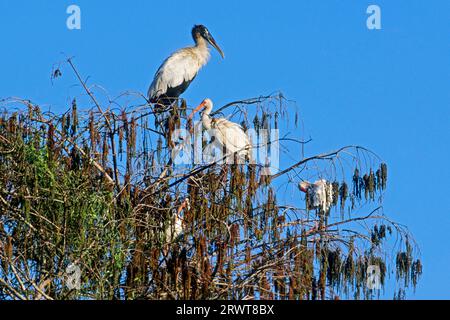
xmin=299 ymin=179 xmax=334 ymax=212
xmin=165 ymin=198 xmax=190 ymax=243
xmin=148 ymin=25 xmax=225 ymax=107
xmin=188 ymin=98 xmax=253 ymax=163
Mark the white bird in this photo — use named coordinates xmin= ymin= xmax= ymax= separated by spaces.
xmin=165 ymin=198 xmax=190 ymax=243
xmin=299 ymin=179 xmax=334 ymax=212
xmin=148 ymin=25 xmax=225 ymax=107
xmin=188 ymin=98 xmax=253 ymax=163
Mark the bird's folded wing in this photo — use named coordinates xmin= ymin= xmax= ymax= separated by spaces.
xmin=148 ymin=50 xmax=200 ymax=99
xmin=213 ymin=118 xmax=251 ymax=150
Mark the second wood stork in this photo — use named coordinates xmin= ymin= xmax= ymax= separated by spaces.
xmin=188 ymin=99 xmax=253 ymax=163
xmin=148 ymin=25 xmax=225 ymax=107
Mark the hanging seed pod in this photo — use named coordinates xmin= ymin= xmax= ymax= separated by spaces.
xmin=172 ymin=102 xmax=181 ymax=129
xmin=156 ymin=137 xmax=163 ymax=163
xmin=363 ymin=174 xmax=370 ymax=200
xmin=167 ymin=117 xmax=175 ymax=148
xmin=88 ymin=111 xmax=95 ymax=150
xmin=5 ymin=236 xmax=13 ymax=260
xmin=369 ymin=170 xmax=375 ymax=200
xmin=187 ymin=116 xmax=194 ymax=135
xmin=129 ymin=117 xmax=137 ymax=156
xmin=332 ymin=182 xmax=340 ymax=206
xmin=339 ymin=182 xmax=348 ymax=211
xmin=230 ymin=224 xmax=240 ymax=247
xmin=274 ymin=112 xmax=279 ymax=130
xmin=326 ymin=249 xmax=341 ymax=287
xmin=245 ymin=245 xmax=251 ymax=266
xmin=62 ymin=113 xmax=71 ymax=139
xmin=71 ymin=99 xmax=78 ymax=137
xmin=47 ymin=124 xmax=55 ymax=164
xmin=379 ymin=224 xmax=386 ymax=239
xmin=381 ymin=163 xmax=388 ymax=190
xmin=118 ymin=124 xmax=124 ymax=155
xmin=411 ymin=259 xmax=422 ymax=288
xmin=8 ymin=114 xmax=17 ymax=135
xmin=171 ymin=101 xmax=178 ymax=118
xmin=124 ymin=174 xmax=131 ymax=199
xmin=27 ymin=103 xmax=34 ymax=119
xmin=253 ymin=114 xmax=260 ymax=133
xmin=2 ymin=236 xmax=13 ymax=271
xmin=121 ymin=110 xmax=128 ymax=128
xmin=35 ymin=105 xmax=43 ymax=121
xmin=376 ymin=168 xmax=382 ymax=191
xmin=102 ymin=133 xmax=109 ymax=166
xmin=262 ymin=112 xmax=269 ymax=131
xmin=70 ymin=147 xmax=81 ymax=171
xmin=344 ymin=251 xmax=354 ymax=283
xmin=180 ymin=99 xmax=187 ymax=117
xmin=352 ymin=168 xmax=362 ymax=199
xmin=371 ymin=225 xmax=380 ymax=246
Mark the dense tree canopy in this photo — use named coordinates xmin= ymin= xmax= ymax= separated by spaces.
xmin=0 ymin=60 xmax=421 ymax=300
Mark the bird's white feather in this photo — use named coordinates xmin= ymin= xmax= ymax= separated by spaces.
xmin=148 ymin=46 xmax=211 ymax=100
xmin=165 ymin=213 xmax=183 ymax=242
xmin=307 ymin=179 xmax=334 ymax=212
xmin=211 ymin=118 xmax=252 ymax=161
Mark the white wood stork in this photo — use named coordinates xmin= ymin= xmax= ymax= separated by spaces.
xmin=299 ymin=179 xmax=334 ymax=212
xmin=188 ymin=99 xmax=253 ymax=163
xmin=148 ymin=25 xmax=224 ymax=107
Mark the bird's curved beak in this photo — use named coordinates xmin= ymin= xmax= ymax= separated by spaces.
xmin=188 ymin=101 xmax=208 ymax=120
xmin=207 ymin=34 xmax=225 ymax=59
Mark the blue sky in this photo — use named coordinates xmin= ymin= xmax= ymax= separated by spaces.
xmin=0 ymin=0 xmax=449 ymax=299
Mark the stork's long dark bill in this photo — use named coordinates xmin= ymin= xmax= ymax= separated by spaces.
xmin=207 ymin=35 xmax=225 ymax=59
xmin=188 ymin=101 xmax=208 ymax=120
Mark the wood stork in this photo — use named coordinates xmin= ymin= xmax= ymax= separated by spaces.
xmin=148 ymin=25 xmax=225 ymax=107
xmin=188 ymin=98 xmax=253 ymax=163
xmin=299 ymin=179 xmax=334 ymax=212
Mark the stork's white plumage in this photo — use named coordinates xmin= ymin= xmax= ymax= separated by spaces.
xmin=299 ymin=179 xmax=334 ymax=212
xmin=148 ymin=25 xmax=224 ymax=106
xmin=189 ymin=99 xmax=253 ymax=163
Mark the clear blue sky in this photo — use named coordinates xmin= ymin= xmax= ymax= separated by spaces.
xmin=0 ymin=0 xmax=449 ymax=299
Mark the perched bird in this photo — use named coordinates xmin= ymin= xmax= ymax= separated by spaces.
xmin=148 ymin=25 xmax=225 ymax=108
xmin=165 ymin=198 xmax=190 ymax=243
xmin=188 ymin=98 xmax=253 ymax=163
xmin=299 ymin=179 xmax=334 ymax=212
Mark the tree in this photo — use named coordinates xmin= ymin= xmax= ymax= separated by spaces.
xmin=0 ymin=59 xmax=421 ymax=300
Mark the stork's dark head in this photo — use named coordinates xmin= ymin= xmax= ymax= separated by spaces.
xmin=192 ymin=25 xmax=225 ymax=58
